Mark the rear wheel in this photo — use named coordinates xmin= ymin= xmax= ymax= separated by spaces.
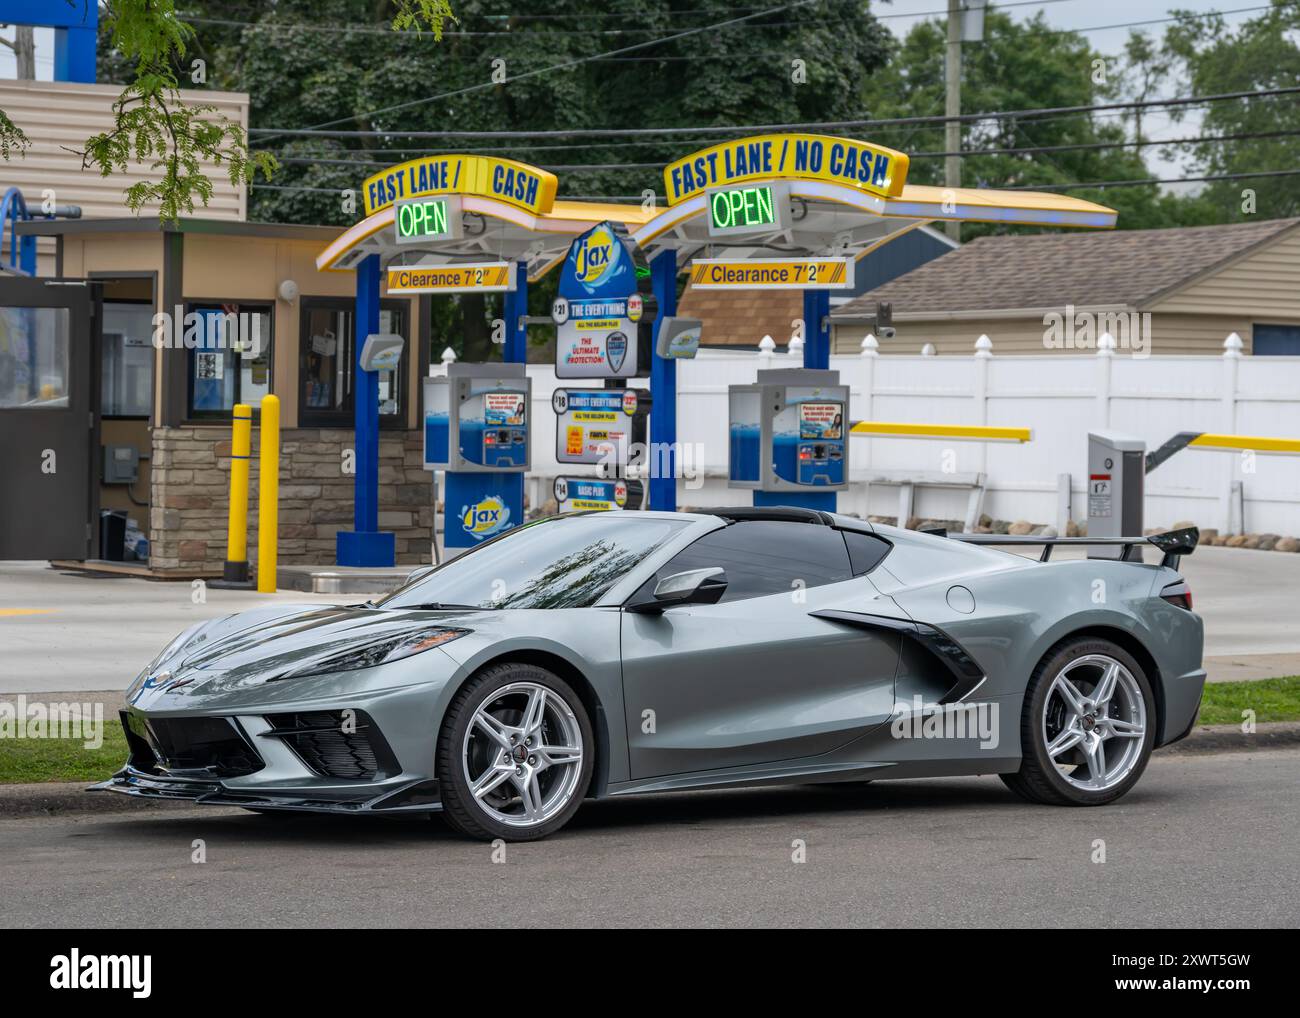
xmin=1002 ymin=637 xmax=1155 ymax=806
xmin=437 ymin=662 xmax=594 ymax=841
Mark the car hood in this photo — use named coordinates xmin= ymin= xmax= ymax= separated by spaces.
xmin=129 ymin=604 xmax=485 ymax=706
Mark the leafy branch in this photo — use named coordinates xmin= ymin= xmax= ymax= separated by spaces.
xmin=0 ymin=108 xmax=30 ymax=160
xmin=69 ymin=0 xmax=277 ymax=222
xmin=3 ymin=0 xmax=455 ymax=221
xmin=391 ymin=0 xmax=458 ymax=37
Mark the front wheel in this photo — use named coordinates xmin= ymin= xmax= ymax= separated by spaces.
xmin=1002 ymin=637 xmax=1156 ymax=806
xmin=436 ymin=663 xmax=594 ymax=841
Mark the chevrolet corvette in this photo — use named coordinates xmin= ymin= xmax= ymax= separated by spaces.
xmin=94 ymin=508 xmax=1204 ymax=840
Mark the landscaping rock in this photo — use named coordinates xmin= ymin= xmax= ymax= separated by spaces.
xmin=1256 ymin=533 xmax=1280 ymax=551
xmin=1275 ymin=537 xmax=1299 ymax=553
xmin=1007 ymin=520 xmax=1035 ymax=535
xmin=992 ymin=519 xmax=1011 ymax=534
xmin=1172 ymin=520 xmax=1197 ymax=531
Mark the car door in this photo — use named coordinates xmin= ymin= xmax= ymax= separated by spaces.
xmin=619 ymin=520 xmax=901 ymax=779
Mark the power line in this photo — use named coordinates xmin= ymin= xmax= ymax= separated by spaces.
xmin=254 ymin=100 xmax=1247 ymax=160
xmin=249 ymin=85 xmax=1300 ymax=142
xmin=266 ymin=127 xmax=1300 ymax=174
xmin=248 ymin=166 xmax=1300 ymax=201
xmin=183 ymin=0 xmax=1079 ymax=37
xmin=1005 ymin=168 xmax=1300 ymax=191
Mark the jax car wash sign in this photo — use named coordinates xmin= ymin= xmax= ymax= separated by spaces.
xmin=363 ymin=155 xmax=559 ymax=217
xmin=663 ymin=134 xmax=909 ymax=206
xmin=555 ymin=221 xmax=641 ymax=379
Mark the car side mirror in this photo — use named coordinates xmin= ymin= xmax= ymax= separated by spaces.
xmin=627 ymin=567 xmax=727 ymax=614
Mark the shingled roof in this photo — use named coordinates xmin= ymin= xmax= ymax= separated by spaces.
xmin=677 ymin=286 xmax=805 ymax=348
xmin=833 ymin=218 xmax=1300 ymax=319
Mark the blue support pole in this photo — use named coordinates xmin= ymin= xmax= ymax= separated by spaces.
xmin=2 ymin=1 xmax=99 ymax=83
xmin=649 ymin=248 xmax=678 ymax=511
xmin=502 ymin=260 xmax=528 ymax=363
xmin=500 ymin=260 xmax=526 ymax=530
xmin=53 ymin=26 xmax=97 ymax=83
xmin=337 ymin=253 xmax=395 ymax=566
xmin=803 ymin=289 xmax=831 ymax=369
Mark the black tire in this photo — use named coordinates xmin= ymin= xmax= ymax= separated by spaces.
xmin=1001 ymin=636 xmax=1156 ymax=806
xmin=436 ymin=662 xmax=595 ymax=841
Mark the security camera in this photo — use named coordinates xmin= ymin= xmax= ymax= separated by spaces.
xmin=877 ymin=326 xmax=896 ymax=339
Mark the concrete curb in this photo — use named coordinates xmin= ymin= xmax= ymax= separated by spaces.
xmin=2 ymin=722 xmax=1297 ymax=818
xmin=0 ymin=783 xmax=202 ymax=819
xmin=1157 ymin=720 xmax=1300 ymax=755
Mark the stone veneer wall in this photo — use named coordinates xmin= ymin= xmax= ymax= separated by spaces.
xmin=149 ymin=426 xmax=434 ymax=576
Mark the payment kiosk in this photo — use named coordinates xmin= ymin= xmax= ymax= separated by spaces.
xmin=1086 ymin=430 xmax=1145 ymax=558
xmin=424 ymin=362 xmax=531 ymax=554
xmin=728 ymin=368 xmax=849 ymax=511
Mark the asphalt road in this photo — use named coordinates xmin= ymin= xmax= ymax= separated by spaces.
xmin=2 ymin=748 xmax=1296 ymax=928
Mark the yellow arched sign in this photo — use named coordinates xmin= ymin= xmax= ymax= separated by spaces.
xmin=362 ymin=154 xmax=559 ymax=217
xmin=663 ymin=133 xmax=910 ymax=206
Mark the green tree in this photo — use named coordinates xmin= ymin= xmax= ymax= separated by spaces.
xmin=193 ymin=0 xmax=892 ymax=359
xmin=1161 ymin=1 xmax=1300 ymax=219
xmin=860 ymin=11 xmax=1208 ymax=232
xmin=0 ymin=0 xmax=451 ymax=222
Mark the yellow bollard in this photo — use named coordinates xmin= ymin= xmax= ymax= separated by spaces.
xmin=222 ymin=403 xmax=252 ymax=584
xmin=257 ymin=394 xmax=280 ymax=593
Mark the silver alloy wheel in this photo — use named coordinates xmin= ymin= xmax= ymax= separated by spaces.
xmin=461 ymin=681 xmax=584 ymax=828
xmin=1041 ymin=654 xmax=1147 ymax=792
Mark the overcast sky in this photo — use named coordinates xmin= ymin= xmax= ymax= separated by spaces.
xmin=0 ymin=2 xmax=1265 ymax=186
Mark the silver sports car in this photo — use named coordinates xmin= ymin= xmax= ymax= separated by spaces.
xmin=95 ymin=508 xmax=1205 ymax=841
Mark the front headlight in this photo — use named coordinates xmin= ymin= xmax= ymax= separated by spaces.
xmin=271 ymin=628 xmax=470 ymax=681
xmin=127 ymin=621 xmax=210 ymax=695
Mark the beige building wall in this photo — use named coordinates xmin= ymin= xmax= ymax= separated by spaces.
xmin=0 ymin=79 xmax=248 ymax=223
xmin=1152 ymin=226 xmax=1300 ymax=320
xmin=835 ymin=312 xmax=1264 ymax=356
xmin=834 ymin=315 xmax=1057 ymax=356
xmin=1 ymin=78 xmax=247 ymax=279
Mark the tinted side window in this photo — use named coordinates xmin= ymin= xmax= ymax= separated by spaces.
xmin=841 ymin=530 xmax=891 ymax=575
xmin=639 ymin=521 xmax=854 ymax=603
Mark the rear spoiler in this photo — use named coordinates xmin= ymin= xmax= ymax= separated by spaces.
xmin=926 ymin=526 xmax=1199 ymax=569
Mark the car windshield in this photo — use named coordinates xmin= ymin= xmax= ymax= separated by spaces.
xmin=375 ymin=514 xmax=690 ymax=610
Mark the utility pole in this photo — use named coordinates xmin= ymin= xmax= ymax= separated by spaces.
xmin=945 ymin=0 xmax=962 ymax=243
xmin=0 ymin=25 xmax=38 ymax=79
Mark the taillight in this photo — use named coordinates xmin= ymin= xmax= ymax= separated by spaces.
xmin=1160 ymin=579 xmax=1193 ymax=611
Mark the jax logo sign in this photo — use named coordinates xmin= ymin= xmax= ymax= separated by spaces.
xmin=562 ymin=222 xmax=633 ymax=297
xmin=461 ymin=496 xmax=511 ymax=540
xmin=572 ymin=224 xmax=617 ymax=287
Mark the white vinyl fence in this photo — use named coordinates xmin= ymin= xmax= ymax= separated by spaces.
xmin=439 ymin=331 xmax=1300 ymax=536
